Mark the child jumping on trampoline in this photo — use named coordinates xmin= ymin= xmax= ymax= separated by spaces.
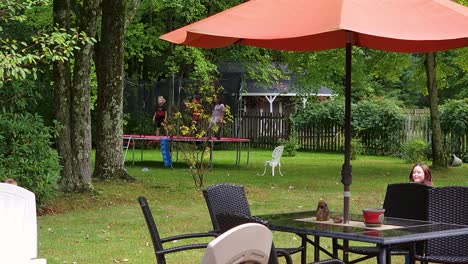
xmin=208 ymin=96 xmax=225 ymax=140
xmin=153 ymin=96 xmax=168 ymax=136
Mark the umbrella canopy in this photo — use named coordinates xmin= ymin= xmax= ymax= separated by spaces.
xmin=160 ymin=0 xmax=468 ymax=223
xmin=161 ymin=0 xmax=468 ymax=52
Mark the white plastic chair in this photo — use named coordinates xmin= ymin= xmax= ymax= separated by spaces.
xmin=257 ymin=145 xmax=284 ymax=176
xmin=201 ymin=223 xmax=272 ymax=264
xmin=0 ymin=183 xmax=47 ymax=264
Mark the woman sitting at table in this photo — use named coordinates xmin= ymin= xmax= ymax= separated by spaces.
xmin=405 ymin=162 xmax=433 ymax=264
xmin=409 ymin=162 xmax=433 ymax=187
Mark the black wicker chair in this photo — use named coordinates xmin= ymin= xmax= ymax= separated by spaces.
xmin=217 ymin=213 xmax=345 ymax=264
xmin=203 ymin=183 xmax=307 ymax=264
xmin=416 ymin=186 xmax=468 ymax=264
xmin=334 ymin=183 xmax=432 ymax=264
xmin=137 ymin=196 xmax=216 ymax=264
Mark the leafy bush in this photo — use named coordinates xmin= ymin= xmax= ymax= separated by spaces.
xmin=350 ymin=138 xmax=363 ymax=160
xmin=353 ymin=98 xmax=404 ymax=134
xmin=0 ymin=112 xmax=60 ymax=208
xmin=167 ymin=83 xmax=232 ymax=188
xmin=279 ymin=126 xmax=301 ymax=157
xmin=460 ymin=153 xmax=468 ymax=163
xmin=124 ymin=112 xmax=154 ymax=135
xmin=401 ymin=139 xmax=430 ymax=163
xmin=292 ymin=98 xmax=344 ymax=127
xmin=293 ymin=97 xmax=404 ymax=155
xmin=440 ymin=99 xmax=468 ymax=160
xmin=352 ymin=98 xmax=405 ymax=155
xmin=440 ymin=99 xmax=468 ymax=136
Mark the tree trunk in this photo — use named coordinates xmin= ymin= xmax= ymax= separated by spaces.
xmin=94 ymin=0 xmax=131 ymax=180
xmin=53 ymin=0 xmax=101 ymax=191
xmin=425 ymin=52 xmax=448 ymax=169
xmin=53 ymin=0 xmax=74 ymax=189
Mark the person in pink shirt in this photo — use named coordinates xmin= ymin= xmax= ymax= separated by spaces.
xmin=208 ymin=96 xmax=225 ymax=139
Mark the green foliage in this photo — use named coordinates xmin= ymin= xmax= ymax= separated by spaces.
xmin=0 ymin=27 xmax=95 ymax=83
xmin=169 ymin=46 xmax=219 ymax=82
xmin=401 ymin=138 xmax=430 ymax=163
xmin=0 ymin=112 xmax=60 ymax=208
xmin=0 ymin=0 xmax=95 ymax=84
xmin=125 ymin=0 xmax=283 ymax=85
xmin=0 ymin=0 xmax=49 ymax=23
xmin=284 ymin=49 xmax=415 ymax=101
xmin=352 ymin=98 xmax=405 ymax=135
xmin=293 ymin=97 xmax=404 ymax=155
xmin=440 ymin=98 xmax=468 ymax=158
xmin=292 ymin=98 xmax=345 ymax=127
xmin=440 ymin=99 xmax=468 ymax=136
xmin=352 ymin=98 xmax=405 ymax=155
xmin=123 ymin=112 xmax=155 ymax=135
xmin=283 ymin=45 xmax=467 ymax=109
xmin=230 ymin=47 xmax=287 ymax=85
xmin=168 ymin=81 xmax=233 ymax=188
xmin=278 ymin=126 xmax=301 ymax=157
xmin=0 ymin=78 xmax=41 ymax=112
xmin=350 ymin=138 xmax=363 ymax=160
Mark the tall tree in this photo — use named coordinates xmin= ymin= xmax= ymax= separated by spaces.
xmin=52 ymin=0 xmax=73 ymax=189
xmin=420 ymin=0 xmax=467 ymax=168
xmin=93 ymin=0 xmax=130 ymax=180
xmin=52 ymin=0 xmax=101 ymax=191
xmin=426 ymin=52 xmax=448 ymax=169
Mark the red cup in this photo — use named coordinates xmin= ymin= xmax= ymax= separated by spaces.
xmin=362 ymin=208 xmax=385 ymax=227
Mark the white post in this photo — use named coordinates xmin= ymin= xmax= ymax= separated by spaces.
xmin=265 ymin=95 xmax=278 ymax=113
xmin=302 ymin=97 xmax=307 ymax=108
xmin=279 ymin=100 xmax=283 ymax=135
xmin=260 ymin=108 xmax=264 ymax=135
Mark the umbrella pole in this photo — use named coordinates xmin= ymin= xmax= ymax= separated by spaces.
xmin=342 ymin=31 xmax=353 ymax=224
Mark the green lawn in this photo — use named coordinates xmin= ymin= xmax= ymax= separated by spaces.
xmin=38 ymin=149 xmax=468 ymax=264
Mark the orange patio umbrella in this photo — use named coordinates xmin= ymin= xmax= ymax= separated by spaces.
xmin=161 ymin=0 xmax=468 ymax=223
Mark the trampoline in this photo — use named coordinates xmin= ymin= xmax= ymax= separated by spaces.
xmin=123 ymin=134 xmax=250 ymax=168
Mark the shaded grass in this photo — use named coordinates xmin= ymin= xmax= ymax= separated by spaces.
xmin=39 ymin=150 xmax=468 ymax=264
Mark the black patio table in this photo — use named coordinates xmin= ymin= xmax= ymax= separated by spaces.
xmin=258 ymin=210 xmax=468 ymax=264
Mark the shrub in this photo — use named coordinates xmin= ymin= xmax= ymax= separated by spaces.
xmin=352 ymin=98 xmax=405 ymax=155
xmin=350 ymin=138 xmax=363 ymax=160
xmin=293 ymin=97 xmax=405 ymax=156
xmin=279 ymin=126 xmax=301 ymax=157
xmin=401 ymin=139 xmax=430 ymax=163
xmin=0 ymin=112 xmax=60 ymax=208
xmin=440 ymin=99 xmax=468 ymax=136
xmin=292 ymin=98 xmax=344 ymax=127
xmin=440 ymin=99 xmax=468 ymax=160
xmin=460 ymin=153 xmax=468 ymax=163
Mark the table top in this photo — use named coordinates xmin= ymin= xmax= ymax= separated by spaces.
xmin=259 ymin=210 xmax=468 ymax=245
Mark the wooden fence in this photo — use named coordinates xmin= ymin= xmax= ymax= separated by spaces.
xmin=233 ymin=112 xmax=289 ymax=149
xmin=229 ymin=111 xmax=468 ymax=157
xmin=403 ymin=109 xmax=431 ymax=142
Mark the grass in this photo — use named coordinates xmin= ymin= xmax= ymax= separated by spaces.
xmin=38 ymin=149 xmax=468 ymax=264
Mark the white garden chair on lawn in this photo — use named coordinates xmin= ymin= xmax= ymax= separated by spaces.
xmin=257 ymin=145 xmax=284 ymax=177
xmin=0 ymin=183 xmax=47 ymax=264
